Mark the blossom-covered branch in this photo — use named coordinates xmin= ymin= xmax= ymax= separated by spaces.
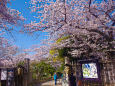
xmin=24 ymin=0 xmax=115 ymax=59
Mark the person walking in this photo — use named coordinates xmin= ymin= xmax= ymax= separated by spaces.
xmin=54 ymin=73 xmax=57 ymax=86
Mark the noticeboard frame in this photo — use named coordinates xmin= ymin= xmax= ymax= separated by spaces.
xmin=79 ymin=59 xmax=101 ymax=81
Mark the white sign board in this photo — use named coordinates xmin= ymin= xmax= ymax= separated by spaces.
xmin=1 ymin=69 xmax=7 ymax=80
xmin=82 ymin=63 xmax=98 ymax=78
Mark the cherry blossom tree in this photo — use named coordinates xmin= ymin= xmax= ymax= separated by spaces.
xmin=0 ymin=0 xmax=24 ymax=66
xmin=0 ymin=37 xmax=19 ymax=66
xmin=0 ymin=0 xmax=24 ymax=34
xmin=23 ymin=44 xmax=50 ymax=60
xmin=24 ymin=0 xmax=115 ymax=59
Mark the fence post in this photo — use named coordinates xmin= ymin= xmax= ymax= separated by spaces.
xmin=24 ymin=58 xmax=30 ymax=86
xmin=0 ymin=69 xmax=1 ymax=86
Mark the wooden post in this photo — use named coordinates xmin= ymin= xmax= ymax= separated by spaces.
xmin=24 ymin=58 xmax=30 ymax=86
xmin=0 ymin=69 xmax=1 ymax=86
xmin=24 ymin=58 xmax=30 ymax=73
xmin=75 ymin=62 xmax=83 ymax=86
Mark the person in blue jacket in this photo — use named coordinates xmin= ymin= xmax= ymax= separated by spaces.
xmin=54 ymin=72 xmax=57 ymax=86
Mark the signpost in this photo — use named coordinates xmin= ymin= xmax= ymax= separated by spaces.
xmin=1 ymin=69 xmax=7 ymax=86
xmin=1 ymin=69 xmax=7 ymax=80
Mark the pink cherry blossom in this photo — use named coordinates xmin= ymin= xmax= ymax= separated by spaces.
xmin=23 ymin=0 xmax=115 ymax=59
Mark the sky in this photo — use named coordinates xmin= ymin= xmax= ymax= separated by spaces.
xmin=6 ymin=0 xmax=48 ymax=50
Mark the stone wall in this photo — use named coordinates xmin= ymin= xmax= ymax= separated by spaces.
xmin=75 ymin=59 xmax=115 ymax=86
xmin=100 ymin=60 xmax=115 ymax=86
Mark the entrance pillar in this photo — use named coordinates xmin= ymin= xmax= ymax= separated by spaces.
xmin=62 ymin=57 xmax=70 ymax=86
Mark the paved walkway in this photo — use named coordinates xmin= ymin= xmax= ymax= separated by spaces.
xmin=35 ymin=79 xmax=62 ymax=86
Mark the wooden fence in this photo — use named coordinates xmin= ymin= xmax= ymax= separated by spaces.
xmin=0 ymin=65 xmax=32 ymax=86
